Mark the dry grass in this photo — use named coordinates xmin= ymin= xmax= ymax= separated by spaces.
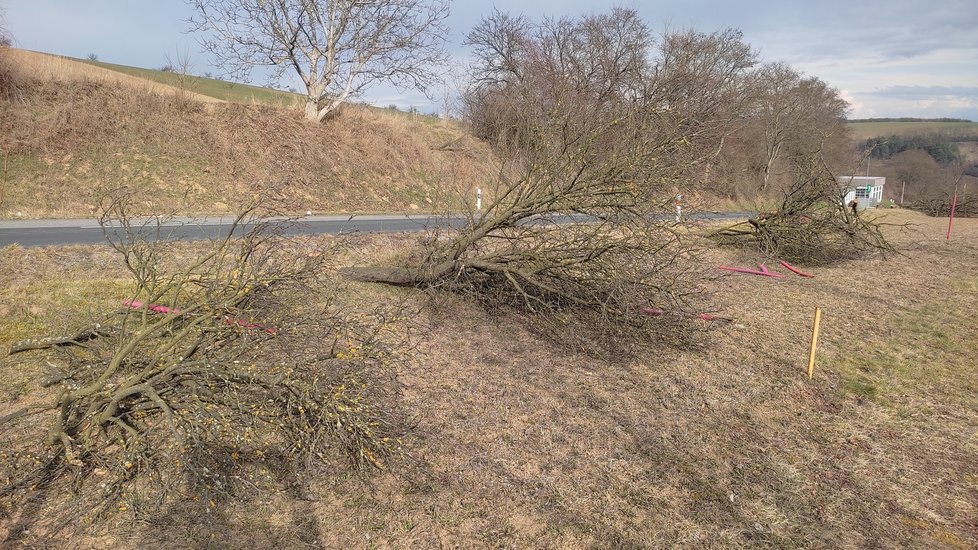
xmin=4 ymin=49 xmax=222 ymax=104
xmin=1 ymin=210 xmax=976 ymax=548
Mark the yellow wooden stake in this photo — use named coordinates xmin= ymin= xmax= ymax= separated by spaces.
xmin=807 ymin=307 xmax=822 ymax=379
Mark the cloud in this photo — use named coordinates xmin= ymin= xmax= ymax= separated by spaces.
xmin=840 ymin=89 xmax=873 ymax=118
xmin=743 ymin=1 xmax=978 ymax=65
xmin=870 ymin=85 xmax=978 ymax=99
xmin=848 ymin=88 xmax=978 ymax=120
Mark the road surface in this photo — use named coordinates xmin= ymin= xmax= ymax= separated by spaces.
xmin=0 ymin=212 xmax=751 ymax=248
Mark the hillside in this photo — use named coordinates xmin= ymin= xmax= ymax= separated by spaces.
xmin=0 ymin=49 xmax=496 ymax=219
xmin=76 ymin=55 xmax=304 ymax=107
xmin=2 ymin=49 xmax=223 ymax=104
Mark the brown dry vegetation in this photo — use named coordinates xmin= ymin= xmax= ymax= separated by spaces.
xmin=3 ymin=49 xmax=223 ymax=104
xmin=0 ymin=50 xmax=496 ymax=219
xmin=2 ymin=209 xmax=976 ymax=548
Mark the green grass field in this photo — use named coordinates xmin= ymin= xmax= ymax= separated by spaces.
xmin=76 ymin=56 xmax=444 ymax=120
xmin=847 ymin=121 xmax=978 ymax=140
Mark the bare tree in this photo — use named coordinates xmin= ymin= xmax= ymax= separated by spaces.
xmin=647 ymin=28 xmax=757 ymax=123
xmin=747 ymin=64 xmax=850 ymax=192
xmin=464 ymin=8 xmax=652 ymax=148
xmin=643 ymin=27 xmax=759 ymax=190
xmin=188 ymin=0 xmax=450 ymax=122
xmin=752 ymin=63 xmax=801 ymax=192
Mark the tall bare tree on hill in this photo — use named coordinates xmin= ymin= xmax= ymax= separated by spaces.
xmin=750 ymin=63 xmax=850 ymax=191
xmin=188 ymin=0 xmax=451 ymax=122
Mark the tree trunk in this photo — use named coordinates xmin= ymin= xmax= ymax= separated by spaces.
xmin=762 ymin=140 xmax=782 ymax=192
xmin=340 ymin=257 xmax=460 ymax=285
xmin=304 ymin=97 xmax=319 ymax=122
xmin=340 ymin=266 xmax=421 ymax=285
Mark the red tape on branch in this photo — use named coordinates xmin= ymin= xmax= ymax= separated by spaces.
xmin=718 ymin=265 xmax=784 ymax=278
xmin=122 ymin=300 xmax=277 ymax=334
xmin=778 ymin=261 xmax=815 ymax=278
xmin=123 ymin=299 xmax=182 ymax=315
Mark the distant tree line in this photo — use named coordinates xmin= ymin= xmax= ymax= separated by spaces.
xmin=462 ymin=11 xmax=851 ymax=199
xmin=849 ymin=117 xmax=973 ymax=123
xmin=862 ymin=134 xmax=965 ymax=163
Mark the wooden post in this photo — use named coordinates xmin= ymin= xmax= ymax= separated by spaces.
xmin=900 ymin=180 xmax=906 ymax=206
xmin=807 ymin=307 xmax=822 ymax=379
xmin=947 ymin=189 xmax=958 ymax=242
xmin=0 ymin=149 xmax=8 ymax=209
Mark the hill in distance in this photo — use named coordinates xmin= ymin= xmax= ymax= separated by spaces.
xmin=846 ymin=118 xmax=978 ymax=141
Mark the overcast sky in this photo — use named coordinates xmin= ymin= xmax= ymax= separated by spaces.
xmin=3 ymin=0 xmax=977 ymax=119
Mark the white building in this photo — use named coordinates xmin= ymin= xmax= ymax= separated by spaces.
xmin=838 ymin=176 xmax=885 ymax=209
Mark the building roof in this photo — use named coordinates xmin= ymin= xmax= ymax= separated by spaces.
xmin=838 ymin=176 xmax=885 ymax=189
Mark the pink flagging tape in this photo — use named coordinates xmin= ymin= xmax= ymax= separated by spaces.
xmin=123 ymin=299 xmax=182 ymax=315
xmin=718 ymin=265 xmax=784 ymax=278
xmin=122 ymin=300 xmax=277 ymax=334
xmin=779 ymin=261 xmax=814 ymax=278
xmin=222 ymin=316 xmax=278 ymax=335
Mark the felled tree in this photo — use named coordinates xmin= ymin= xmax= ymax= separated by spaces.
xmin=713 ymin=153 xmax=896 ymax=265
xmin=1 ymin=194 xmax=407 ymax=538
xmin=890 ymin=151 xmax=977 ymax=217
xmin=344 ymin=11 xmax=756 ymax=346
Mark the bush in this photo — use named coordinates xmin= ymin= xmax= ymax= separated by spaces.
xmin=0 ymin=194 xmax=410 ymax=541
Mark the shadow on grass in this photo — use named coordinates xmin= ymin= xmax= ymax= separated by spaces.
xmin=136 ymin=497 xmax=324 ymax=550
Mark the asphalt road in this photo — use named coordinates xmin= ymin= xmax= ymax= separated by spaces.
xmin=0 ymin=212 xmax=751 ymax=248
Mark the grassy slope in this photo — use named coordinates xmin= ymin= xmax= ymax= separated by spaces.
xmin=847 ymin=120 xmax=978 ymax=140
xmin=0 ymin=50 xmax=490 ymax=219
xmin=77 ymin=57 xmax=303 ymax=107
xmin=1 ymin=210 xmax=976 ymax=548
